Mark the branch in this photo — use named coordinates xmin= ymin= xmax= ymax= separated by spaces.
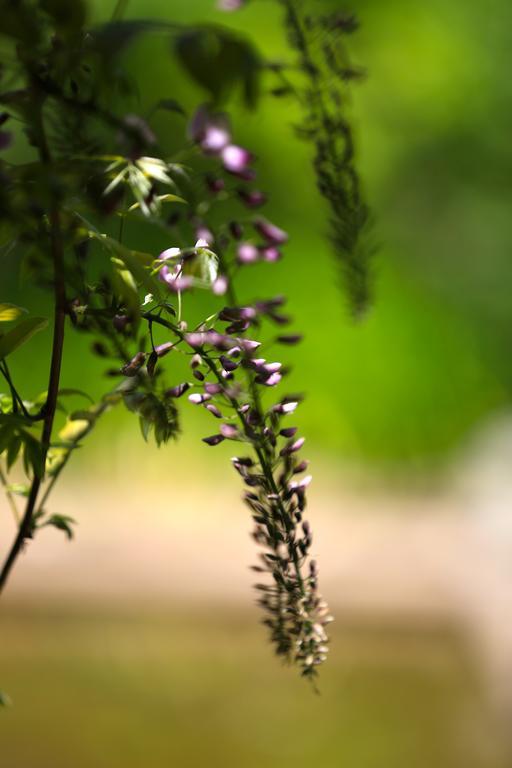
xmin=0 ymin=104 xmax=66 ymax=593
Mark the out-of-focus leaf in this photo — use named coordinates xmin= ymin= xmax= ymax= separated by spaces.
xmin=0 ymin=317 xmax=48 ymax=360
xmin=0 ymin=690 xmax=12 ymax=707
xmin=22 ymin=432 xmax=44 ymax=479
xmin=87 ymin=20 xmax=169 ymax=61
xmin=59 ymin=419 xmax=90 ymax=443
xmin=0 ymin=304 xmax=27 ymax=322
xmin=42 ymin=514 xmax=76 ymax=540
xmin=154 ymin=98 xmax=186 ymax=117
xmin=174 ymin=26 xmax=261 ymax=107
xmin=58 ymin=388 xmax=95 ymax=404
xmin=6 ymin=433 xmax=22 ymax=469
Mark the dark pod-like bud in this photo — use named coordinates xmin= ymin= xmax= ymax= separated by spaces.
xmin=165 ymin=382 xmax=190 ymax=398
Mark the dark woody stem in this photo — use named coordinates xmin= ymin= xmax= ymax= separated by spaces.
xmin=0 ymin=104 xmax=66 ymax=594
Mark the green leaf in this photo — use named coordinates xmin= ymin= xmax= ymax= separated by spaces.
xmin=22 ymin=433 xmax=44 ymax=479
xmin=154 ymin=98 xmax=186 ymax=117
xmin=0 ymin=691 xmax=12 ymax=707
xmin=58 ymin=388 xmax=95 ymax=404
xmin=42 ymin=514 xmax=76 ymax=540
xmin=59 ymin=419 xmax=90 ymax=443
xmin=174 ymin=26 xmax=261 ymax=107
xmin=6 ymin=433 xmax=22 ymax=470
xmin=0 ymin=303 xmax=27 ymax=323
xmin=0 ymin=317 xmax=48 ymax=360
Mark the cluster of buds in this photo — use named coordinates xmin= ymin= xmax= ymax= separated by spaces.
xmin=149 ymin=104 xmax=332 ymax=680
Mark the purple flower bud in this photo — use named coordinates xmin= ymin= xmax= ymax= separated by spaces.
xmin=237 ymin=242 xmax=259 ymax=264
xmin=260 ymin=246 xmax=282 ymax=262
xmin=205 ymin=174 xmax=225 ymax=194
xmin=229 ymin=221 xmax=244 ymax=240
xmin=263 ymin=362 xmax=282 ymax=374
xmin=155 ymin=342 xmax=173 ymax=358
xmin=121 ymin=351 xmax=146 ymax=376
xmin=239 ymin=339 xmax=261 ymax=353
xmin=221 ymin=144 xmax=253 ymax=176
xmin=261 ymin=372 xmax=282 ymax=387
xmin=165 ymin=382 xmax=190 ymax=398
xmin=290 ymin=474 xmax=312 ymax=490
xmin=189 ymin=106 xmax=231 ymax=153
xmin=238 ymin=188 xmax=267 ymax=208
xmin=165 ymin=276 xmax=194 ymax=292
xmin=206 ymin=403 xmax=223 ymax=419
xmin=202 ymin=434 xmax=225 ymax=446
xmin=280 ymin=427 xmax=297 ymax=438
xmin=205 ymin=382 xmax=223 ymax=395
xmin=185 ymin=333 xmax=206 ymax=349
xmin=220 ymin=354 xmax=238 ymax=372
xmin=213 ymin=275 xmax=229 ymax=296
xmin=195 ymin=225 xmax=214 ymax=245
xmin=280 ymin=437 xmax=305 ymax=456
xmin=220 ymin=423 xmax=239 ymax=439
xmin=232 ymin=456 xmax=254 ymax=467
xmin=254 ymin=218 xmax=288 ymax=245
xmin=113 ymin=314 xmax=130 ymax=332
xmin=193 ymin=369 xmax=205 ymax=382
xmin=293 ymin=460 xmax=310 ymax=474
xmin=188 ymin=393 xmax=211 ymax=404
xmin=217 ymin=0 xmax=245 ymax=9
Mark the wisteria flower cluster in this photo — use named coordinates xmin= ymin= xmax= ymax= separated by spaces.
xmin=0 ymin=0 xmax=335 ymax=686
xmin=138 ymin=105 xmax=332 ymax=678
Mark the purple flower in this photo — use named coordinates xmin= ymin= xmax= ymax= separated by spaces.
xmin=189 ymin=106 xmax=231 ymax=153
xmin=165 ymin=382 xmax=190 ymax=398
xmin=273 ymin=400 xmax=299 ymax=414
xmin=155 ymin=342 xmax=173 ymax=358
xmin=205 ymin=382 xmax=223 ymax=395
xmin=261 ymin=372 xmax=282 ymax=387
xmin=213 ymin=275 xmax=229 ymax=296
xmin=205 ymin=174 xmax=225 ymax=194
xmin=202 ymin=434 xmax=225 ymax=446
xmin=260 ymin=246 xmax=282 ymax=262
xmin=238 ymin=188 xmax=267 ymax=208
xmin=220 ymin=423 xmax=239 ymax=439
xmin=206 ymin=403 xmax=223 ymax=418
xmin=237 ymin=242 xmax=259 ymax=264
xmin=220 ymin=354 xmax=238 ymax=372
xmin=217 ymin=0 xmax=245 ymax=10
xmin=188 ymin=393 xmax=211 ymax=404
xmin=254 ymin=218 xmax=288 ymax=245
xmin=280 ymin=437 xmax=305 ymax=456
xmin=221 ymin=145 xmax=254 ymax=177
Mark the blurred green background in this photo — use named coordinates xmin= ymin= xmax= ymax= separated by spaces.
xmin=4 ymin=0 xmax=512 ymax=470
xmin=2 ymin=0 xmax=512 ymax=766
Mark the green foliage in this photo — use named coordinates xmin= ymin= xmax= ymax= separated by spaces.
xmin=174 ymin=25 xmax=261 ymax=107
xmin=0 ymin=317 xmax=48 ymax=360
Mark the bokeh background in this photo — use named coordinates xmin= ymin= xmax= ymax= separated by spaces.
xmin=2 ymin=0 xmax=512 ymax=766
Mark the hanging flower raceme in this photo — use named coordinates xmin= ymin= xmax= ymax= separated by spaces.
xmin=143 ymin=102 xmax=331 ymax=681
